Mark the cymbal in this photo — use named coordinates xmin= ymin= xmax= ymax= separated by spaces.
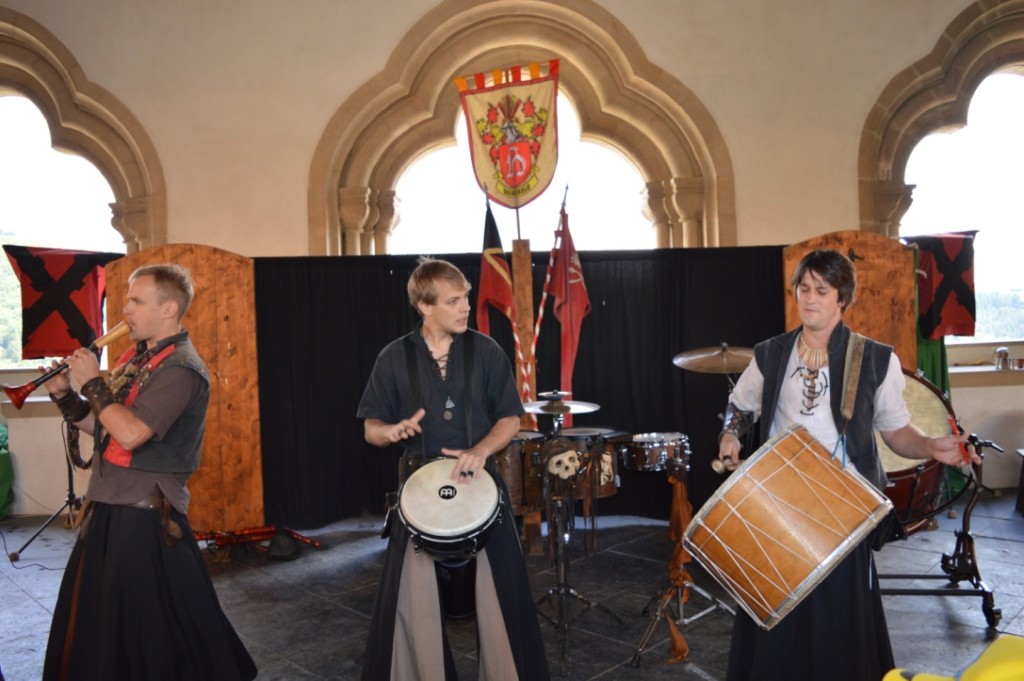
xmin=673 ymin=342 xmax=754 ymax=374
xmin=523 ymin=399 xmax=600 ymax=415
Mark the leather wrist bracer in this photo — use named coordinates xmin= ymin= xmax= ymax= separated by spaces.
xmin=80 ymin=377 xmax=116 ymax=417
xmin=50 ymin=389 xmax=91 ymax=423
xmin=720 ymin=402 xmax=754 ymax=445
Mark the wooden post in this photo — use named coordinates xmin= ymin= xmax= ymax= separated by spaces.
xmin=511 ymin=240 xmax=536 ymax=408
xmin=511 ymin=239 xmax=544 ymax=554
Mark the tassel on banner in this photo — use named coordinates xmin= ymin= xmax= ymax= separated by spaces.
xmin=453 ymin=60 xmax=560 ymax=93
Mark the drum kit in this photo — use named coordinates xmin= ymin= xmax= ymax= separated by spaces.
xmin=520 ymin=392 xmax=629 ymax=658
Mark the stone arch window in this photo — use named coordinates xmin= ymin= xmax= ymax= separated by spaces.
xmin=859 ymin=0 xmax=1024 ymax=235
xmin=308 ymin=0 xmax=735 ymax=256
xmin=0 ymin=7 xmax=166 ymax=253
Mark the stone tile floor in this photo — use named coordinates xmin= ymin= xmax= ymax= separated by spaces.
xmin=1 ymin=489 xmax=1022 ymax=680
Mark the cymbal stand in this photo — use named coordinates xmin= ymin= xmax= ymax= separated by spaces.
xmin=878 ymin=434 xmax=1003 ymax=629
xmin=10 ymin=423 xmax=82 ymax=561
xmin=536 ymin=478 xmax=625 ymax=659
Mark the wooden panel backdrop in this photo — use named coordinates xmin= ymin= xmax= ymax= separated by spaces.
xmin=105 ymin=244 xmax=264 ymax=532
xmin=783 ymin=230 xmax=917 ymax=370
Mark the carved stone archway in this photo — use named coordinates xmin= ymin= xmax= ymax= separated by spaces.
xmin=309 ymin=0 xmax=735 ymax=255
xmin=0 ymin=7 xmax=166 ymax=252
xmin=859 ymin=0 xmax=1024 ymax=236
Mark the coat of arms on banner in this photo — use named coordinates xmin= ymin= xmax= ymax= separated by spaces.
xmin=455 ymin=60 xmax=559 ymax=208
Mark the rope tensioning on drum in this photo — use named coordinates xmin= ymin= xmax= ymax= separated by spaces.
xmin=699 ymin=509 xmax=814 ymax=603
xmin=747 ymin=442 xmax=889 ymax=538
xmin=689 ymin=441 xmax=891 ymax=621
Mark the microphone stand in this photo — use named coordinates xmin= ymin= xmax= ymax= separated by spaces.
xmin=9 ymin=421 xmax=83 ymax=561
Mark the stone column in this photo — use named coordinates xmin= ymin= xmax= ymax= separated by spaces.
xmin=642 ymin=180 xmax=672 ymax=248
xmin=670 ymin=176 xmax=705 ymax=247
xmin=338 ymin=187 xmax=378 ymax=255
xmin=371 ymin=190 xmax=400 ymax=255
xmin=109 ymin=197 xmax=148 ymax=253
xmin=869 ymin=179 xmax=915 ymax=237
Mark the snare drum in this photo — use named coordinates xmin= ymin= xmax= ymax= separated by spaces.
xmin=397 ymin=458 xmax=502 ymax=563
xmin=619 ymin=432 xmax=690 ymax=473
xmin=875 ymin=370 xmax=953 ymax=533
xmin=684 ymin=425 xmax=892 ymax=630
xmin=563 ymin=427 xmax=622 ymax=499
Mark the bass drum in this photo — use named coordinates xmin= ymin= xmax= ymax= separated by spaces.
xmin=875 ymin=369 xmax=954 ymax=534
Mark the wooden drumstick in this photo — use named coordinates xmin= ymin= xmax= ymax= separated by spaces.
xmin=711 ymin=458 xmax=728 ymax=474
xmin=948 ymin=416 xmax=971 ymax=464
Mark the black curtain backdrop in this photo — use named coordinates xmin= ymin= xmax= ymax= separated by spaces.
xmin=254 ymin=247 xmax=785 ymax=529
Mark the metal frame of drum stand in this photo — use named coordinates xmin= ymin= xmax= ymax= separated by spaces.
xmin=534 ymin=412 xmax=626 ymax=659
xmin=878 ymin=434 xmax=1004 ymax=629
xmin=631 ymin=465 xmax=736 ymax=667
xmin=9 ymin=433 xmax=82 ymax=562
xmin=631 ymin=371 xmax=747 ymax=667
xmin=535 ymin=489 xmax=626 ymax=658
xmin=631 ymin=574 xmax=736 ymax=666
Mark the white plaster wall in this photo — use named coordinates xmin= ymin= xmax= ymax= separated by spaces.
xmin=2 ymin=398 xmax=92 ymax=517
xmin=597 ymin=0 xmax=968 ymax=246
xmin=2 ymin=0 xmax=973 ymax=255
xmin=950 ymin=383 xmax=1024 ymax=490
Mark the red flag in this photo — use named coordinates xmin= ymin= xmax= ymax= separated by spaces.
xmin=903 ymin=232 xmax=977 ymax=339
xmin=476 ymin=203 xmax=517 ymax=335
xmin=3 ymin=245 xmax=121 ymax=359
xmin=549 ymin=207 xmax=590 ymax=424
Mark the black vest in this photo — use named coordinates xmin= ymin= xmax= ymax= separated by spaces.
xmin=754 ymin=321 xmax=892 ymax=490
xmin=119 ymin=335 xmax=210 ymax=473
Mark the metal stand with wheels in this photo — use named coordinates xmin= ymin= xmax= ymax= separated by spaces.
xmin=879 ymin=434 xmax=1004 ymax=629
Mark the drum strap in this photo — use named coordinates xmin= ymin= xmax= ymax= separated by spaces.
xmin=840 ymin=332 xmax=868 ymax=425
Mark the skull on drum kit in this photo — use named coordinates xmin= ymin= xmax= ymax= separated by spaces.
xmin=547 ymin=448 xmax=581 ymax=479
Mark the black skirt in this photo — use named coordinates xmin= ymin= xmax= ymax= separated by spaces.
xmin=725 ymin=538 xmax=894 ymax=681
xmin=43 ymin=502 xmax=256 ymax=681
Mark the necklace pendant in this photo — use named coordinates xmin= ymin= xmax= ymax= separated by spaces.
xmin=443 ymin=410 xmax=453 ymax=421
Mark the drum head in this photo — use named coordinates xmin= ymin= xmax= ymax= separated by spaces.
xmin=561 ymin=427 xmax=616 ymax=438
xmin=513 ymin=430 xmax=545 ymax=442
xmin=876 ymin=371 xmax=955 ymax=473
xmin=399 ymin=458 xmax=499 ymax=538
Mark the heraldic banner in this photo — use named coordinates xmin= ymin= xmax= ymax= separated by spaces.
xmin=455 ymin=59 xmax=559 ymax=209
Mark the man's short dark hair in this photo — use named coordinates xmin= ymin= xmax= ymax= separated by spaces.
xmin=790 ymin=249 xmax=857 ymax=311
xmin=130 ymin=264 xmax=195 ymax=319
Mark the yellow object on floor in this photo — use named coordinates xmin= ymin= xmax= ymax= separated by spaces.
xmin=883 ymin=635 xmax=1024 ymax=680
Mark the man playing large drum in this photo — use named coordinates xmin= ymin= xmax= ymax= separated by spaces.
xmin=357 ymin=257 xmax=549 ymax=680
xmin=716 ymin=249 xmax=979 ymax=681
